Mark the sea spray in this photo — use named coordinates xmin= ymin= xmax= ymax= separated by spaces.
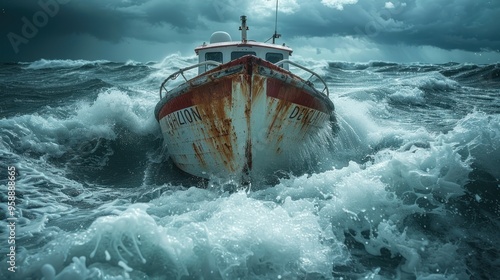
xmin=0 ymin=58 xmax=498 ymax=279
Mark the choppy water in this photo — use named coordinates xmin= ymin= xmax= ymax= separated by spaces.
xmin=0 ymin=56 xmax=499 ymax=279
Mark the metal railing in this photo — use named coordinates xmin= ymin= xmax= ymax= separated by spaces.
xmin=159 ymin=59 xmax=330 ymax=99
xmin=159 ymin=61 xmax=222 ymax=99
xmin=274 ymin=59 xmax=330 ymax=97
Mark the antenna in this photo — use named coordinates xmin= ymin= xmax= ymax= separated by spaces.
xmin=265 ymin=0 xmax=281 ymax=43
xmin=272 ymin=0 xmax=281 ymax=43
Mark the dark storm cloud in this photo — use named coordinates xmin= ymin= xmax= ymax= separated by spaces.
xmin=370 ymin=0 xmax=500 ymax=52
xmin=2 ymin=0 xmax=202 ymax=43
xmin=0 ymin=0 xmax=253 ymax=61
xmin=0 ymin=0 xmax=499 ymax=62
xmin=277 ymin=0 xmax=500 ymax=53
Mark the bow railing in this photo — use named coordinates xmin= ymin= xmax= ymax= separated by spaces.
xmin=274 ymin=59 xmax=329 ymax=97
xmin=159 ymin=61 xmax=222 ymax=99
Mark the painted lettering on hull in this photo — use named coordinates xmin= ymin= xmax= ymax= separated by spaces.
xmin=164 ymin=107 xmax=202 ymax=129
xmin=288 ymin=105 xmax=327 ymax=126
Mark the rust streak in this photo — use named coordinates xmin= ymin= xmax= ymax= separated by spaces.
xmin=251 ymin=74 xmax=265 ymax=106
xmin=267 ymin=98 xmax=294 ymax=139
xmin=192 ymin=76 xmax=237 ymax=172
xmin=243 ymin=68 xmax=253 ymax=175
xmin=192 ymin=143 xmax=206 ymax=167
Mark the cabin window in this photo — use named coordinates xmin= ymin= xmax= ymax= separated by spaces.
xmin=265 ymin=52 xmax=284 ymax=64
xmin=231 ymin=51 xmax=256 ymax=60
xmin=204 ymin=52 xmax=223 ymax=71
xmin=205 ymin=52 xmax=223 ymax=63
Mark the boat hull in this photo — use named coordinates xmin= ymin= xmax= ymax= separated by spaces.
xmin=155 ymin=56 xmax=335 ymax=180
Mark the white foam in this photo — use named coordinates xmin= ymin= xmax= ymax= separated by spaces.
xmin=4 ymin=56 xmax=494 ymax=279
xmin=25 ymin=59 xmax=110 ymax=70
xmin=147 ymin=53 xmax=199 ymax=87
xmin=75 ymin=88 xmax=158 ymax=136
xmin=389 ymin=87 xmax=425 ymax=104
xmin=261 ymin=99 xmax=473 ymax=276
xmin=398 ymin=72 xmax=459 ymax=91
xmin=13 ymin=140 xmax=472 ymax=278
xmin=0 ymin=88 xmax=158 ymax=159
xmin=288 ymin=54 xmax=330 ymax=79
xmin=16 ymin=190 xmax=338 ymax=279
xmin=443 ymin=111 xmax=500 ymax=178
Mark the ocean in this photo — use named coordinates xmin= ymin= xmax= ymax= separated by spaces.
xmin=0 ymin=55 xmax=499 ymax=279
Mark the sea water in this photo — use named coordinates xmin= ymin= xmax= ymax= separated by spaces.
xmin=0 ymin=55 xmax=499 ymax=279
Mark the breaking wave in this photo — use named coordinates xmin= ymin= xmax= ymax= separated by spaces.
xmin=0 ymin=57 xmax=499 ymax=279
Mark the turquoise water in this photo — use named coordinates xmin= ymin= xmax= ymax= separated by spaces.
xmin=0 ymin=57 xmax=499 ymax=279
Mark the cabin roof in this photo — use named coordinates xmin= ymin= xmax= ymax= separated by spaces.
xmin=195 ymin=41 xmax=293 ymax=55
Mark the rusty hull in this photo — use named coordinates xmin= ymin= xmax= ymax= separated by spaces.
xmin=155 ymin=56 xmax=335 ymax=180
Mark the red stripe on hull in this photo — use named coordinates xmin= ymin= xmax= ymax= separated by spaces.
xmin=266 ymin=79 xmax=330 ymax=114
xmin=157 ymin=56 xmax=332 ymax=121
xmin=158 ymin=79 xmax=232 ymax=120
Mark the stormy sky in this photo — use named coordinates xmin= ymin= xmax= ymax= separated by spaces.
xmin=1 ymin=0 xmax=499 ymax=63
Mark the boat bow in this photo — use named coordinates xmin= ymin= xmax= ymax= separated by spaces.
xmin=155 ymin=55 xmax=334 ymax=180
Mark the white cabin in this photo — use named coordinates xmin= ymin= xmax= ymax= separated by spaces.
xmin=194 ymin=16 xmax=292 ymax=74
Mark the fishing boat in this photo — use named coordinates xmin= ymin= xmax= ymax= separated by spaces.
xmin=154 ymin=15 xmax=336 ymax=182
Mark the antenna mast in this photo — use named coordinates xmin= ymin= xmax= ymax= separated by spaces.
xmin=240 ymin=15 xmax=248 ymax=42
xmin=272 ymin=0 xmax=281 ymax=44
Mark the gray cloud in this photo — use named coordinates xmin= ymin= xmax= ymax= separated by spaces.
xmin=276 ymin=0 xmax=500 ymax=52
xmin=1 ymin=0 xmax=499 ymax=62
